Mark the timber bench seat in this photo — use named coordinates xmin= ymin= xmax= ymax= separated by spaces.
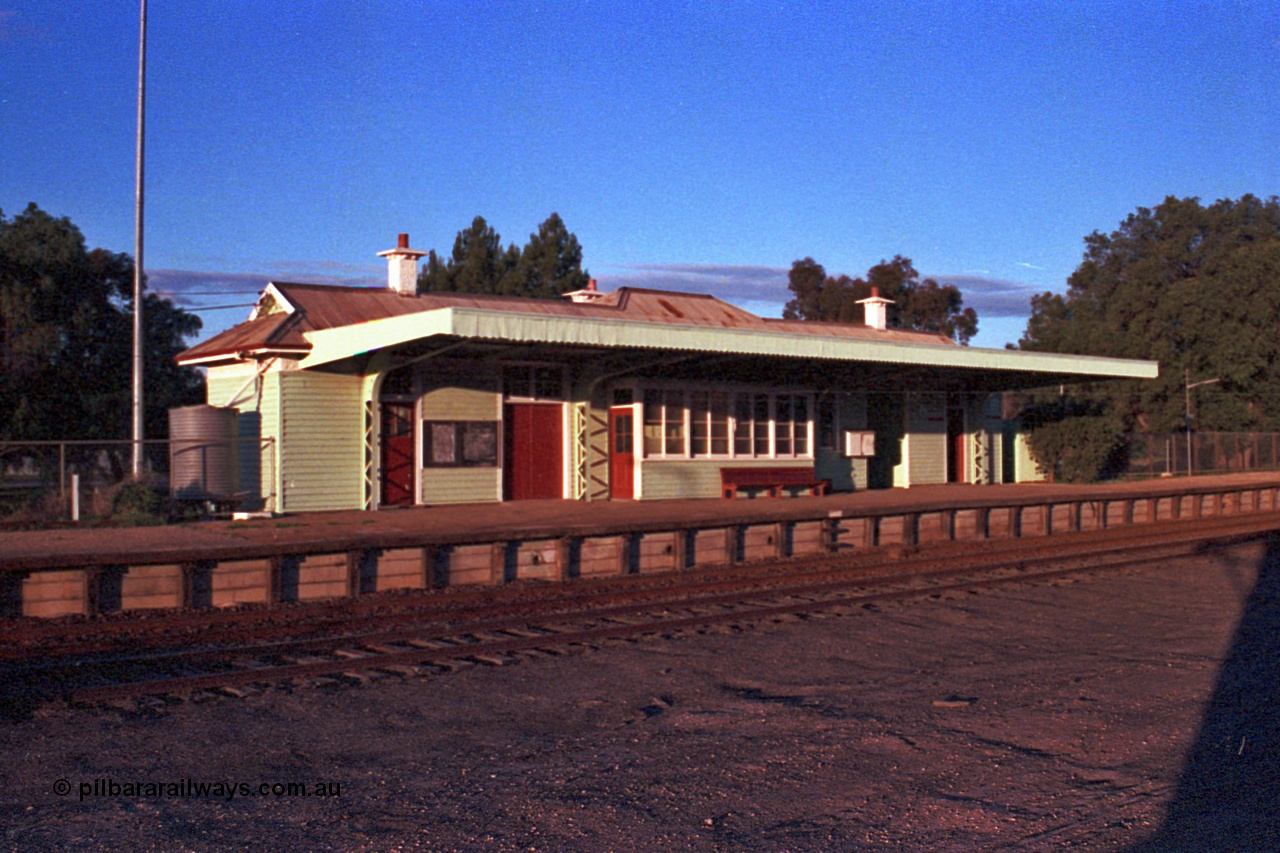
xmin=720 ymin=466 xmax=830 ymax=500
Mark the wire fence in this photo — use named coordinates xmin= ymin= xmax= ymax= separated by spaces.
xmin=0 ymin=438 xmax=274 ymax=520
xmin=1124 ymin=432 xmax=1280 ymax=478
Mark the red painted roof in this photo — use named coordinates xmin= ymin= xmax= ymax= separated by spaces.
xmin=178 ymin=282 xmax=954 ymax=364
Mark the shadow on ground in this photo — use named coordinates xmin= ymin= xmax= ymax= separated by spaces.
xmin=1129 ymin=534 xmax=1280 ymax=850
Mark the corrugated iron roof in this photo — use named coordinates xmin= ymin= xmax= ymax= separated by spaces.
xmin=177 ymin=311 xmax=311 ymax=363
xmin=179 ymin=282 xmax=954 ymax=364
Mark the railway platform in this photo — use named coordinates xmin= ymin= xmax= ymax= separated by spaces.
xmin=3 ymin=472 xmax=1280 ymax=618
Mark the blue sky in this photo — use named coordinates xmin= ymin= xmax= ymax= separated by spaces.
xmin=5 ymin=1 xmax=1280 ymax=348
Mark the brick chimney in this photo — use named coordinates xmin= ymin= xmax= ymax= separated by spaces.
xmin=856 ymin=286 xmax=894 ymax=331
xmin=377 ymin=233 xmax=428 ymax=296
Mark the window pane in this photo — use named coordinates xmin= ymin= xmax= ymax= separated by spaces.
xmin=431 ymin=423 xmax=457 ymax=464
xmin=461 ymin=422 xmax=497 ymax=465
xmin=664 ymin=390 xmax=684 ymax=455
xmin=754 ymin=394 xmax=770 ymax=456
xmin=710 ymin=392 xmax=729 ymax=455
xmin=795 ymin=396 xmax=809 ymax=455
xmin=734 ymin=394 xmax=752 ymax=455
xmin=643 ymin=390 xmax=662 ymax=456
xmin=689 ymin=391 xmax=709 ymax=456
xmin=776 ymin=395 xmax=792 ymax=455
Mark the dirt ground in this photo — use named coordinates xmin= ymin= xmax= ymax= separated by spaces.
xmin=2 ymin=539 xmax=1277 ymax=852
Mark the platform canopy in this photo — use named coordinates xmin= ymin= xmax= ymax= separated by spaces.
xmin=179 ymin=282 xmax=1158 ymax=393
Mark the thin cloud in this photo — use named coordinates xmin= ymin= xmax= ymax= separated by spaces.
xmin=597 ymin=263 xmax=790 ymax=304
xmin=931 ymin=274 xmax=1043 ymax=318
xmin=598 ymin=264 xmax=1043 ymax=320
xmin=1013 ymin=261 xmax=1046 ymax=271
xmin=148 ymin=262 xmax=384 ymax=309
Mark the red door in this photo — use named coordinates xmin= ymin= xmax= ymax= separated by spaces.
xmin=503 ymin=403 xmax=563 ymax=500
xmin=609 ymin=407 xmax=635 ymax=500
xmin=380 ymin=402 xmax=415 ymax=506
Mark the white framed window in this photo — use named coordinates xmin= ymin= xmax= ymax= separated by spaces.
xmin=774 ymin=393 xmax=809 ymax=457
xmin=642 ymin=385 xmax=813 ymax=460
xmin=689 ymin=390 xmax=730 ymax=456
xmin=643 ymin=389 xmax=686 ymax=456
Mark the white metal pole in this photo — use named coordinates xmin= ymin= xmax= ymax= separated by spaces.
xmin=1185 ymin=368 xmax=1192 ymax=476
xmin=71 ymin=474 xmax=80 ymax=523
xmin=131 ymin=0 xmax=147 ymax=479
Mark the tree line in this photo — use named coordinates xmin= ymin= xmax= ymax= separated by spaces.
xmin=783 ymin=254 xmax=978 ymax=344
xmin=0 ymin=203 xmax=204 ymax=441
xmin=417 ymin=213 xmax=590 ymax=298
xmin=1015 ymin=194 xmax=1280 ymax=481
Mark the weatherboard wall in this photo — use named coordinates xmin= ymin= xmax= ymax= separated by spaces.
xmin=278 ymin=370 xmax=364 ymax=512
xmin=417 ymin=367 xmax=503 ymax=504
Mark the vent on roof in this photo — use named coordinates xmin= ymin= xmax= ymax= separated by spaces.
xmin=564 ymin=278 xmax=607 ymax=303
xmin=656 ymin=298 xmax=685 ymax=318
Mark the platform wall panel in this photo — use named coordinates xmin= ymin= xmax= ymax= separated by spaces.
xmin=22 ymin=570 xmax=87 ymax=618
xmin=211 ymin=559 xmax=271 ymax=607
xmin=121 ymin=564 xmax=184 ymax=611
xmin=691 ymin=529 xmax=729 ymax=566
xmin=377 ymin=548 xmax=426 ymax=591
xmin=297 ymin=553 xmax=350 ymax=600
xmin=448 ymin=544 xmax=496 ymax=586
xmin=638 ymin=531 xmax=680 ymax=573
xmin=514 ymin=539 xmax=560 ymax=581
xmin=742 ymin=524 xmax=782 ymax=562
xmin=791 ymin=521 xmax=827 ymax=555
xmin=579 ymin=536 xmax=623 ymax=577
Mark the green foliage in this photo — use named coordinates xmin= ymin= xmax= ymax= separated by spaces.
xmin=418 ymin=213 xmax=588 ymax=298
xmin=783 ymin=255 xmax=978 ymax=344
xmin=0 ymin=204 xmax=205 ymax=441
xmin=1019 ymin=194 xmax=1280 ymax=432
xmin=112 ymin=482 xmax=167 ymax=519
xmin=1020 ymin=399 xmax=1129 ymax=483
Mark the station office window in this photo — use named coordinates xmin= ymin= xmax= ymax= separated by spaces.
xmin=643 ymin=389 xmax=685 ymax=456
xmin=642 ymin=388 xmax=812 ymax=459
xmin=423 ymin=421 xmax=499 ymax=467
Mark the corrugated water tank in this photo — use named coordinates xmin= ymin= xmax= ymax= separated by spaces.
xmin=169 ymin=405 xmax=240 ymax=501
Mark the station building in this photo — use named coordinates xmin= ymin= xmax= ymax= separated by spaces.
xmin=176 ymin=236 xmax=1158 ymax=513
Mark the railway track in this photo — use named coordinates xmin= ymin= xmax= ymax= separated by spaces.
xmin=3 ymin=511 xmax=1276 ymax=711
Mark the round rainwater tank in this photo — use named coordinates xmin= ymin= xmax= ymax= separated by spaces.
xmin=169 ymin=405 xmax=240 ymax=501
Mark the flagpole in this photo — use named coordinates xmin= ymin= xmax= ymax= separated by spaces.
xmin=131 ymin=0 xmax=147 ymax=479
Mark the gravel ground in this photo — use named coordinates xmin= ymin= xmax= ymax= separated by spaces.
xmin=2 ymin=540 xmax=1277 ymax=852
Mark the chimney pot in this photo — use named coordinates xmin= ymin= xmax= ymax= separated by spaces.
xmin=398 ymin=233 xmax=409 ymax=249
xmin=588 ymin=278 xmax=597 ymax=291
